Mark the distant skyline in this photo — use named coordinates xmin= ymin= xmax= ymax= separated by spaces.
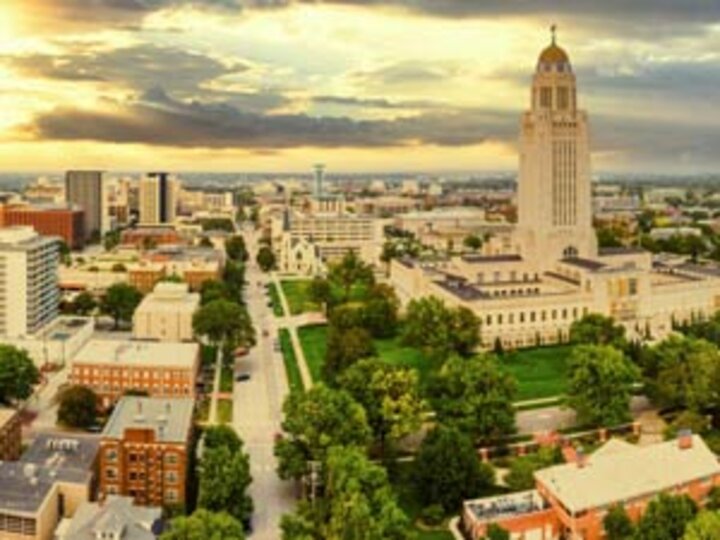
xmin=1 ymin=1 xmax=720 ymax=172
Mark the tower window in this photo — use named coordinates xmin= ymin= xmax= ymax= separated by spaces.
xmin=557 ymin=87 xmax=569 ymax=110
xmin=540 ymin=87 xmax=552 ymax=109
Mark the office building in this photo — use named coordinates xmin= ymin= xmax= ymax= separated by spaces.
xmin=99 ymin=397 xmax=194 ymax=507
xmin=70 ymin=339 xmax=200 ymax=408
xmin=0 ymin=227 xmax=59 ymax=337
xmin=65 ymin=171 xmax=104 ymax=241
xmin=132 ymin=282 xmax=200 ymax=342
xmin=139 ymin=173 xmax=178 ymax=225
xmin=0 ymin=204 xmax=85 ymax=249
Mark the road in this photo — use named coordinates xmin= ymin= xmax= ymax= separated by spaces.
xmin=233 ymin=224 xmax=295 ymax=539
xmin=25 ymin=365 xmax=70 ymax=433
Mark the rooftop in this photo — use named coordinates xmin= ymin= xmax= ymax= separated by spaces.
xmin=134 ymin=283 xmax=200 ymax=314
xmin=535 ymin=435 xmax=720 ymax=514
xmin=461 ymin=254 xmax=523 ymax=264
xmin=62 ymin=496 xmax=162 ymax=540
xmin=103 ymin=397 xmax=195 ymax=444
xmin=561 ymin=257 xmax=606 ymax=271
xmin=73 ymin=339 xmax=199 ymax=368
xmin=21 ymin=433 xmax=99 ymax=475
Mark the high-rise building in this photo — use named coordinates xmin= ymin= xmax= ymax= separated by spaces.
xmin=0 ymin=227 xmax=59 ymax=337
xmin=515 ymin=28 xmax=596 ymax=268
xmin=65 ymin=170 xmax=105 ymax=241
xmin=139 ymin=173 xmax=178 ymax=225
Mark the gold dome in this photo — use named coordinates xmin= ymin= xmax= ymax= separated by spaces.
xmin=538 ymin=43 xmax=569 ymax=64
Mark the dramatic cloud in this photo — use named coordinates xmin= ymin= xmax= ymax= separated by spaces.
xmin=19 ymin=88 xmax=515 ymax=149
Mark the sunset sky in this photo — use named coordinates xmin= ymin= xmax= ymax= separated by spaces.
xmin=1 ymin=1 xmax=720 ymax=173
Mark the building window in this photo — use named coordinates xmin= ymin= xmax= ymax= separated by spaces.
xmin=165 ymin=453 xmax=179 ymax=465
xmin=105 ymin=449 xmax=118 ymax=462
xmin=165 ymin=490 xmax=179 ymax=503
xmin=166 ymin=471 xmax=178 ymax=484
xmin=106 ymin=468 xmax=117 ymax=480
xmin=540 ymin=87 xmax=552 ymax=108
xmin=486 ymin=315 xmax=492 ymax=326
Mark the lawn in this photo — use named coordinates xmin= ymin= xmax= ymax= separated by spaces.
xmin=217 ymin=399 xmax=233 ymax=424
xmin=498 ymin=345 xmax=574 ymax=401
xmin=280 ymin=280 xmax=320 ymax=315
xmin=297 ymin=324 xmax=433 ymax=385
xmin=267 ymin=282 xmax=285 ymax=317
xmin=219 ymin=364 xmax=234 ymax=393
xmin=279 ymin=329 xmax=304 ymax=393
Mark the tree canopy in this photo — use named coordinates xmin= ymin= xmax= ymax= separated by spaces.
xmin=101 ymin=283 xmax=143 ymax=329
xmin=57 ymin=385 xmax=98 ymax=428
xmin=198 ymin=444 xmax=253 ymax=525
xmin=328 ymin=251 xmax=375 ymax=302
xmin=569 ymin=313 xmax=626 ymax=347
xmin=323 ymin=326 xmax=376 ymax=383
xmin=0 ymin=345 xmax=40 ymax=404
xmin=256 ymin=246 xmax=276 ymax=272
xmin=566 ymin=345 xmax=640 ymax=427
xmin=225 ymin=235 xmax=248 ymax=262
xmin=603 ymin=504 xmax=635 ymax=540
xmin=161 ymin=510 xmax=245 ymax=540
xmin=193 ymin=299 xmax=255 ymax=350
xmin=683 ymin=511 xmax=720 ymax=540
xmin=635 ymin=494 xmax=698 ymax=540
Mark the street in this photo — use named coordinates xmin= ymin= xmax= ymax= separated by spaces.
xmin=233 ymin=225 xmax=295 ymax=539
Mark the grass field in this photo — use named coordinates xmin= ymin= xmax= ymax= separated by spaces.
xmin=279 ymin=329 xmax=304 ymax=393
xmin=217 ymin=399 xmax=233 ymax=424
xmin=297 ymin=324 xmax=433 ymax=385
xmin=298 ymin=324 xmax=573 ymax=401
xmin=498 ymin=345 xmax=574 ymax=401
xmin=267 ymin=282 xmax=285 ymax=317
xmin=219 ymin=364 xmax=234 ymax=393
xmin=280 ymin=280 xmax=320 ymax=315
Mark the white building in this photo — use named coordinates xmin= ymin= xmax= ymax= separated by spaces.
xmin=390 ymin=34 xmax=720 ymax=348
xmin=133 ymin=282 xmax=200 ymax=342
xmin=0 ymin=227 xmax=59 ymax=337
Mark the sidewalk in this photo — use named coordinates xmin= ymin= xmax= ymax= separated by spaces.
xmin=208 ymin=346 xmax=223 ymax=424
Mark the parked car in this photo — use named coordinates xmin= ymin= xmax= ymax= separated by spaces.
xmin=235 ymin=373 xmax=251 ymax=382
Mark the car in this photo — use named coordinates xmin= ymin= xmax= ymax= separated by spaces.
xmin=235 ymin=373 xmax=251 ymax=382
xmin=262 ymin=329 xmax=269 ymax=337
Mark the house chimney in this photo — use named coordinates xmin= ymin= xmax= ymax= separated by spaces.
xmin=678 ymin=429 xmax=693 ymax=450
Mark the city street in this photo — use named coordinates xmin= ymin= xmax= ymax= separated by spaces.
xmin=233 ymin=225 xmax=295 ymax=539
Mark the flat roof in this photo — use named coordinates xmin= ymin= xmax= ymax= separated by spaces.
xmin=535 ymin=436 xmax=720 ymax=514
xmin=103 ymin=397 xmax=194 ymax=444
xmin=134 ymin=284 xmax=200 ymax=314
xmin=561 ymin=257 xmax=606 ymax=271
xmin=22 ymin=434 xmax=99 ymax=474
xmin=73 ymin=339 xmax=199 ymax=368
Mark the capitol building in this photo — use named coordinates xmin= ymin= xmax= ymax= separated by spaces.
xmin=390 ymin=34 xmax=720 ymax=348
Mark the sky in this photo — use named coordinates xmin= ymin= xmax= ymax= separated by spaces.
xmin=1 ymin=1 xmax=720 ymax=173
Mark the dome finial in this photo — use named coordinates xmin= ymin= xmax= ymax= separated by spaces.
xmin=551 ymin=23 xmax=557 ymax=45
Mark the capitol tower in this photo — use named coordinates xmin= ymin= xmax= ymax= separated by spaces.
xmin=516 ymin=27 xmax=597 ymax=269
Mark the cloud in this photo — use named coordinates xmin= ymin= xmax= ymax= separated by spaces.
xmin=17 ymin=87 xmax=515 ymax=149
xmin=311 ymin=95 xmax=440 ymax=110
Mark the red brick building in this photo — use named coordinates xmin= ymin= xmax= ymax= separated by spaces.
xmin=99 ymin=397 xmax=194 ymax=507
xmin=0 ymin=408 xmax=21 ymax=461
xmin=463 ymin=435 xmax=720 ymax=540
xmin=121 ymin=227 xmax=181 ymax=248
xmin=0 ymin=205 xmax=85 ymax=248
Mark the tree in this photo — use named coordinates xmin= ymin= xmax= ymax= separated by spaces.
xmin=504 ymin=448 xmax=559 ymax=491
xmin=307 ymin=276 xmax=333 ymax=309
xmin=193 ymin=299 xmax=255 ymax=352
xmin=73 ymin=291 xmax=97 ymax=316
xmin=684 ymin=511 xmax=720 ymax=540
xmin=463 ymin=234 xmax=483 ymax=252
xmin=566 ymin=345 xmax=640 ymax=427
xmin=100 ymin=283 xmax=143 ymax=329
xmin=204 ymin=425 xmax=242 ymax=453
xmin=339 ymin=359 xmax=426 ymax=457
xmin=328 ymin=251 xmax=374 ymax=302
xmin=635 ymin=494 xmax=697 ymax=540
xmin=429 ymin=355 xmax=516 ymax=442
xmin=414 ymin=426 xmax=495 ymax=512
xmin=360 ymin=284 xmax=400 ymax=338
xmin=103 ymin=230 xmax=121 ymax=252
xmin=223 ymin=260 xmax=246 ymax=299
xmin=256 ymin=246 xmax=276 ymax=272
xmin=58 ymin=240 xmax=71 ymax=266
xmin=275 ymin=385 xmax=371 ymax=481
xmin=198 ymin=444 xmax=253 ymax=525
xmin=323 ymin=326 xmax=376 ymax=383
xmin=643 ymin=336 xmax=720 ymax=411
xmin=225 ymin=235 xmax=248 ymax=262
xmin=200 ymin=280 xmax=230 ymax=305
xmin=111 ymin=262 xmax=127 ymax=273
xmin=0 ymin=345 xmax=40 ymax=404
xmin=603 ymin=504 xmax=635 ymax=540
xmin=56 ymin=385 xmax=98 ymax=428
xmin=401 ymin=297 xmax=479 ymax=359
xmin=569 ymin=314 xmax=626 ymax=347
xmin=485 ymin=524 xmax=510 ymax=540
xmin=161 ymin=510 xmax=245 ymax=540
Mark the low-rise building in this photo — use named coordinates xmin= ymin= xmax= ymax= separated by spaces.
xmin=55 ymin=496 xmax=162 ymax=540
xmin=121 ymin=227 xmax=182 ymax=249
xmin=70 ymin=340 xmax=200 ymax=408
xmin=0 ymin=204 xmax=85 ymax=249
xmin=0 ymin=434 xmax=99 ymax=540
xmin=99 ymin=397 xmax=194 ymax=507
xmin=0 ymin=408 xmax=21 ymax=461
xmin=132 ymin=282 xmax=199 ymax=342
xmin=463 ymin=435 xmax=720 ymax=540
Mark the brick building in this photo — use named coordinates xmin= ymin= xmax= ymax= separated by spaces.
xmin=0 ymin=407 xmax=21 ymax=461
xmin=463 ymin=435 xmax=720 ymax=540
xmin=0 ymin=205 xmax=85 ymax=249
xmin=70 ymin=340 xmax=200 ymax=408
xmin=121 ymin=227 xmax=182 ymax=248
xmin=99 ymin=397 xmax=194 ymax=507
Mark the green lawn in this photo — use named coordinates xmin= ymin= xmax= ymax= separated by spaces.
xmin=498 ymin=345 xmax=574 ymax=401
xmin=219 ymin=365 xmax=234 ymax=393
xmin=279 ymin=329 xmax=304 ymax=393
xmin=297 ymin=324 xmax=433 ymax=385
xmin=217 ymin=399 xmax=233 ymax=424
xmin=267 ymin=282 xmax=285 ymax=317
xmin=280 ymin=280 xmax=320 ymax=315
